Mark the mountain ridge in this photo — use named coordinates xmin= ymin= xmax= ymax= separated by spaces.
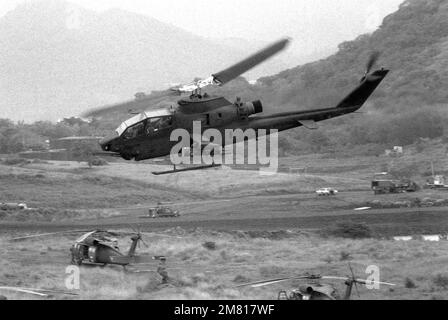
xmin=0 ymin=0 xmax=298 ymax=122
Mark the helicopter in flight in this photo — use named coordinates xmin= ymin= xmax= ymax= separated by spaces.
xmin=97 ymin=38 xmax=388 ymax=174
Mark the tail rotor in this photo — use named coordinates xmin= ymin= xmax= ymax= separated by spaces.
xmin=348 ymin=263 xmax=361 ymax=298
xmin=128 ymin=224 xmax=148 ymax=248
xmin=361 ymin=51 xmax=381 ymax=82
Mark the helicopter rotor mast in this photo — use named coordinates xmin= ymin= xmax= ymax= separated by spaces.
xmin=171 ymin=38 xmax=291 ymax=95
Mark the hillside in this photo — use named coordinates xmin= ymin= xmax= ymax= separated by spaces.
xmin=86 ymin=0 xmax=448 ymax=153
xmin=0 ymin=0 xmax=296 ymax=122
xmin=254 ymin=0 xmax=448 ymax=112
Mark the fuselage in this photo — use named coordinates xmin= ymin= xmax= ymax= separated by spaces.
xmin=100 ymin=69 xmax=389 ymax=161
xmin=100 ymin=95 xmax=294 ymax=161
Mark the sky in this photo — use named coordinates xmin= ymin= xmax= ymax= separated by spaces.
xmin=0 ymin=0 xmax=404 ymax=57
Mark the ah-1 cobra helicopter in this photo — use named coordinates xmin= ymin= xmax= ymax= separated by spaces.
xmin=98 ymin=38 xmax=388 ymax=173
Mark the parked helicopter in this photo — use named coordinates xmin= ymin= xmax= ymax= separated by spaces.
xmin=96 ymin=38 xmax=388 ymax=174
xmin=10 ymin=229 xmax=153 ymax=269
xmin=143 ymin=205 xmax=180 ymax=219
xmin=69 ymin=229 xmax=147 ymax=268
xmin=237 ymin=266 xmax=395 ymax=300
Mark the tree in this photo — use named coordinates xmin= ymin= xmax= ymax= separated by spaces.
xmin=60 ymin=117 xmax=88 ymax=127
xmin=70 ymin=142 xmax=97 ymax=168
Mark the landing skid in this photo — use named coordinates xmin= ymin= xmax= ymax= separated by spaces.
xmin=152 ymin=163 xmax=222 ymax=175
xmin=92 ymin=151 xmax=122 ymax=158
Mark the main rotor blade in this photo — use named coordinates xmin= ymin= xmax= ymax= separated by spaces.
xmin=127 ymin=224 xmax=138 ymax=234
xmin=9 ymin=229 xmax=93 ymax=242
xmin=321 ymin=276 xmax=350 ymax=281
xmin=0 ymin=287 xmax=48 ymax=297
xmin=348 ymin=263 xmax=361 ymax=297
xmin=213 ymin=38 xmax=291 ymax=85
xmin=317 ymin=276 xmax=396 ymax=287
xmin=354 ymin=280 xmax=361 ymax=298
xmin=17 ymin=287 xmax=79 ymax=296
xmin=0 ymin=286 xmax=76 ymax=297
xmin=140 ymin=237 xmax=149 ymax=248
xmin=354 ymin=279 xmax=396 ymax=286
xmin=236 ymin=277 xmax=296 ymax=288
xmin=236 ymin=275 xmax=321 ymax=288
xmin=366 ymin=51 xmax=381 ymax=74
xmin=322 ymin=276 xmax=395 ymax=287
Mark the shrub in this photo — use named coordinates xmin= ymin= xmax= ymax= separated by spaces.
xmin=233 ymin=275 xmax=250 ymax=284
xmin=323 ymin=256 xmax=333 ymax=264
xmin=2 ymin=157 xmax=30 ymax=166
xmin=220 ymin=250 xmax=228 ymax=261
xmin=433 ymin=274 xmax=448 ymax=288
xmin=339 ymin=251 xmax=352 ymax=261
xmin=327 ymin=222 xmax=373 ymax=239
xmin=202 ymin=241 xmax=217 ymax=250
xmin=89 ymin=157 xmax=108 ymax=167
xmin=405 ymin=277 xmax=417 ymax=289
xmin=32 ymin=158 xmax=49 ymax=164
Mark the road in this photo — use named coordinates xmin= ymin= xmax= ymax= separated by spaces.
xmin=2 ymin=194 xmax=448 ymax=237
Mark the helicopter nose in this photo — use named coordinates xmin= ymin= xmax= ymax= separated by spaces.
xmin=100 ymin=134 xmax=119 ymax=152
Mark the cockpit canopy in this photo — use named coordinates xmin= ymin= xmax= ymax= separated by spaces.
xmin=116 ymin=109 xmax=174 ymax=137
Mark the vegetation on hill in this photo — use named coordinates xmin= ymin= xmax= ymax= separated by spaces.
xmin=0 ymin=117 xmax=107 ymax=154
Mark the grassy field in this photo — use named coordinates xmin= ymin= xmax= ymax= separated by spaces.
xmin=1 ymin=229 xmax=447 ymax=300
xmin=0 ymin=158 xmax=364 ymax=223
xmin=2 ymin=157 xmax=448 ymax=224
xmin=8 ymin=141 xmax=448 ymax=200
xmin=1 ymin=152 xmax=448 ymax=300
xmin=0 ymin=161 xmax=207 ymax=221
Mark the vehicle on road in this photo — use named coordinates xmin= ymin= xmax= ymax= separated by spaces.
xmin=371 ymin=173 xmax=418 ymax=195
xmin=316 ymin=188 xmax=338 ymax=196
xmin=0 ymin=202 xmax=28 ymax=210
xmin=425 ymin=175 xmax=448 ymax=190
xmin=144 ymin=206 xmax=180 ymax=219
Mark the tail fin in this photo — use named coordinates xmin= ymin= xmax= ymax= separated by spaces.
xmin=336 ymin=69 xmax=389 ymax=109
xmin=127 ymin=235 xmax=140 ymax=258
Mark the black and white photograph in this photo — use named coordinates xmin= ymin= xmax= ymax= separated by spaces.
xmin=0 ymin=0 xmax=447 ymax=306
